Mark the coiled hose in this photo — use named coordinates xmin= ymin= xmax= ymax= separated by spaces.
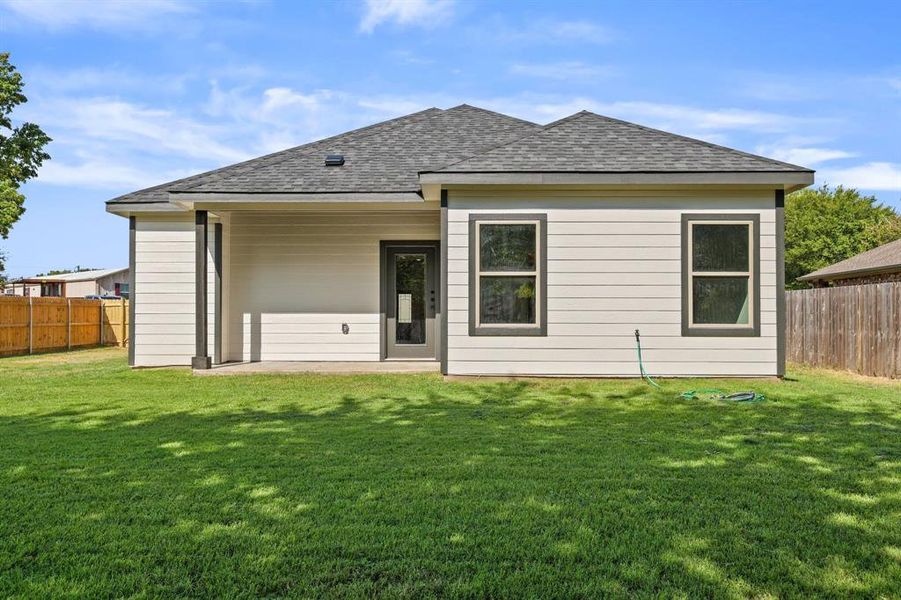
xmin=634 ymin=329 xmax=764 ymax=402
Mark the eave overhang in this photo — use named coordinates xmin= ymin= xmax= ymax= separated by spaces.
xmin=419 ymin=170 xmax=815 ymax=192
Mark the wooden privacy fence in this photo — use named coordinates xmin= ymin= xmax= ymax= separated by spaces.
xmin=786 ymin=282 xmax=901 ymax=378
xmin=0 ymin=297 xmax=129 ymax=356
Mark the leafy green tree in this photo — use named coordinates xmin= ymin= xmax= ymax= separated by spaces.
xmin=0 ymin=52 xmax=51 ymax=240
xmin=785 ymin=185 xmax=901 ymax=288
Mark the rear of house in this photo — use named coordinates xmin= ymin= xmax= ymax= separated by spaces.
xmin=106 ymin=105 xmax=813 ymax=376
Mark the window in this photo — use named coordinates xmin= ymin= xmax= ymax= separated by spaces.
xmin=682 ymin=214 xmax=760 ymax=336
xmin=41 ymin=282 xmax=62 ymax=297
xmin=469 ymin=214 xmax=547 ymax=336
xmin=115 ymin=282 xmax=129 ymax=299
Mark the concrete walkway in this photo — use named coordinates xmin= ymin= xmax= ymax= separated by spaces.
xmin=195 ymin=360 xmax=441 ymax=376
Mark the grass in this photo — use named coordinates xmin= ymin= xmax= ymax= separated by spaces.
xmin=1 ymin=348 xmax=899 ymax=599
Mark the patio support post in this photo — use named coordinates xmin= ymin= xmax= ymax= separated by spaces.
xmin=128 ymin=216 xmax=136 ymax=365
xmin=192 ymin=210 xmax=211 ymax=370
xmin=440 ymin=189 xmax=449 ymax=375
xmin=775 ymin=189 xmax=786 ymax=378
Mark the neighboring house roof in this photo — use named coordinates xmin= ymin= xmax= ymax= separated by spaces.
xmin=106 ymin=104 xmax=812 ymax=207
xmin=17 ymin=268 xmax=129 ymax=283
xmin=799 ymin=238 xmax=901 ymax=282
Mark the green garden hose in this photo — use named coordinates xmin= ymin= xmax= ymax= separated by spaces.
xmin=634 ymin=329 xmax=764 ymax=402
xmin=679 ymin=390 xmax=765 ymax=402
xmin=634 ymin=329 xmax=661 ymax=388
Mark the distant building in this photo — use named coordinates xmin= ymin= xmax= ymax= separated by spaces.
xmin=799 ymin=238 xmax=901 ymax=287
xmin=3 ymin=267 xmax=130 ymax=298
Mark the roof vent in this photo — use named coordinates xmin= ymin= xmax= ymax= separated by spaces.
xmin=325 ymin=154 xmax=345 ymax=166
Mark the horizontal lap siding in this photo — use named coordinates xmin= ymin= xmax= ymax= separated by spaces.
xmin=227 ymin=212 xmax=438 ymax=362
xmin=447 ymin=190 xmax=778 ymax=377
xmin=133 ymin=216 xmax=218 ymax=367
xmin=134 ymin=217 xmax=196 ymax=366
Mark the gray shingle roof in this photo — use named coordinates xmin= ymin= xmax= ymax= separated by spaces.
xmin=107 ymin=107 xmax=446 ymax=204
xmin=799 ymin=238 xmax=901 ymax=282
xmin=108 ymin=105 xmax=539 ymax=203
xmin=427 ymin=111 xmax=811 ymax=173
xmin=107 ymin=105 xmax=811 ymax=205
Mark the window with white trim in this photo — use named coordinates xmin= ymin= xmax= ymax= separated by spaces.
xmin=682 ymin=214 xmax=760 ymax=337
xmin=469 ymin=214 xmax=546 ymax=336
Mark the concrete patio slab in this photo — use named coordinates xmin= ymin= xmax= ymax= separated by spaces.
xmin=195 ymin=361 xmax=441 ymax=376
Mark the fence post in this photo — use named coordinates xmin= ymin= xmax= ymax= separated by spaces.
xmin=120 ymin=298 xmax=126 ymax=347
xmin=67 ymin=298 xmax=72 ymax=350
xmin=100 ymin=300 xmax=105 ymax=346
xmin=28 ymin=296 xmax=33 ymax=354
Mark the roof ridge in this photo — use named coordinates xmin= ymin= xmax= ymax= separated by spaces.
xmin=422 ymin=110 xmax=584 ymax=173
xmin=108 ymin=107 xmax=443 ymax=202
xmin=446 ymin=103 xmax=540 ymax=127
xmin=576 ymin=110 xmax=813 ymax=172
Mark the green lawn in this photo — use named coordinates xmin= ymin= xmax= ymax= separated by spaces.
xmin=0 ymin=349 xmax=899 ymax=599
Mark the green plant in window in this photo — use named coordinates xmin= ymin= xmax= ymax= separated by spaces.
xmin=516 ymin=281 xmax=534 ymax=299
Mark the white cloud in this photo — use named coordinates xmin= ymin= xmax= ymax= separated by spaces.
xmin=818 ymin=162 xmax=901 ymax=191
xmin=389 ymin=50 xmax=435 ymax=65
xmin=359 ymin=0 xmax=454 ymax=33
xmin=597 ymin=101 xmax=797 ymax=132
xmin=27 ymin=85 xmax=434 ymax=189
xmin=755 ymin=146 xmax=856 ymax=166
xmin=260 ymin=88 xmax=334 ymax=115
xmin=37 ymin=158 xmax=192 ymax=190
xmin=26 ymin=65 xmax=191 ymax=94
xmin=476 ymin=96 xmax=805 ymax=134
xmin=36 ymin=97 xmax=248 ymax=163
xmin=545 ymin=20 xmax=615 ymax=43
xmin=509 ymin=62 xmax=616 ymax=81
xmin=488 ymin=19 xmax=616 ymax=45
xmin=357 ymin=98 xmax=431 ymax=115
xmin=0 ymin=0 xmax=193 ymax=30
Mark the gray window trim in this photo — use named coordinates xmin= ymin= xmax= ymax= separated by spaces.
xmin=468 ymin=213 xmax=548 ymax=337
xmin=681 ymin=213 xmax=761 ymax=337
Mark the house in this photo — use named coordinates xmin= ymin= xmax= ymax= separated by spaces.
xmin=105 ymin=105 xmax=814 ymax=376
xmin=3 ymin=267 xmax=130 ymax=298
xmin=799 ymin=238 xmax=901 ymax=287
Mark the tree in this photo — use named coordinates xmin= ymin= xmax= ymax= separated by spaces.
xmin=0 ymin=52 xmax=51 ymax=240
xmin=34 ymin=266 xmax=99 ymax=277
xmin=785 ymin=185 xmax=901 ymax=288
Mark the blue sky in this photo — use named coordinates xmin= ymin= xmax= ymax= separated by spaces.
xmin=1 ymin=0 xmax=899 ymax=277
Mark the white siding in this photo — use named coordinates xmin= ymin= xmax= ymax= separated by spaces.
xmin=133 ymin=216 xmax=196 ymax=366
xmin=226 ymin=211 xmax=439 ymax=362
xmin=447 ymin=190 xmax=779 ymax=377
xmin=64 ymin=280 xmax=97 ymax=297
